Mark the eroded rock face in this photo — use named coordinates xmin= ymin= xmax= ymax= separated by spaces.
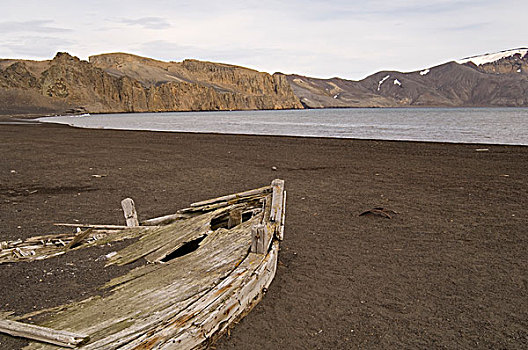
xmin=0 ymin=62 xmax=39 ymax=89
xmin=0 ymin=52 xmax=303 ymax=115
xmin=89 ymin=53 xmax=303 ymax=112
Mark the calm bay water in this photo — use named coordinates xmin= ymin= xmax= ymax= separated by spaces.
xmin=38 ymin=108 xmax=528 ymax=145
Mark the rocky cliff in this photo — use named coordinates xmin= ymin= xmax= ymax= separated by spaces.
xmin=287 ymin=48 xmax=528 ymax=108
xmin=0 ymin=52 xmax=302 ymax=115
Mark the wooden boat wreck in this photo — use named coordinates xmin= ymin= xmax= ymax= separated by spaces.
xmin=0 ymin=179 xmax=286 ymax=349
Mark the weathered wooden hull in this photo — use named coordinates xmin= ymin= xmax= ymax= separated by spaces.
xmin=0 ymin=180 xmax=286 ymax=350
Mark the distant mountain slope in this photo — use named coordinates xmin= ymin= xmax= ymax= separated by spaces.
xmin=287 ymin=48 xmax=528 ymax=108
xmin=0 ymin=52 xmax=302 ymax=115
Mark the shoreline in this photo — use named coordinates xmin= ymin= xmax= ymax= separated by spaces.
xmin=29 ymin=114 xmax=528 ymax=147
xmin=1 ymin=122 xmax=527 ymax=349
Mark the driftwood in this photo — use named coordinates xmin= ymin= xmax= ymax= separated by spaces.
xmin=0 ymin=227 xmax=148 ymax=264
xmin=0 ymin=319 xmax=89 ymax=348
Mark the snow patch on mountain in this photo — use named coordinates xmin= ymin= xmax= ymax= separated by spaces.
xmin=457 ymin=48 xmax=528 ymax=66
xmin=394 ymin=79 xmax=401 ymax=86
xmin=377 ymin=75 xmax=390 ymax=91
xmin=420 ymin=69 xmax=430 ymax=76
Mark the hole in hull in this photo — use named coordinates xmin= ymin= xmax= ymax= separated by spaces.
xmin=161 ymin=235 xmax=207 ymax=262
xmin=210 ymin=209 xmax=261 ymax=230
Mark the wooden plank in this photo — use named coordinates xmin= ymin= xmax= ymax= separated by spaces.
xmin=227 ymin=208 xmax=242 ymax=229
xmin=158 ymin=242 xmax=280 ymax=349
xmin=141 ymin=213 xmax=190 ymax=226
xmin=0 ymin=319 xmax=89 ymax=348
xmin=109 ymin=209 xmax=220 ymax=265
xmin=54 ymin=223 xmax=129 ymax=229
xmin=66 ymin=228 xmax=93 ymax=249
xmin=178 ymin=200 xmax=229 ymax=214
xmin=270 ymin=179 xmax=285 ymax=222
xmin=189 ymin=186 xmax=271 ymax=208
xmin=121 ymin=198 xmax=139 ymax=227
xmin=178 ymin=195 xmax=265 ymax=215
xmin=22 ymin=219 xmax=256 ymax=349
xmin=119 ymin=241 xmax=279 ymax=350
xmin=196 ymin=242 xmax=279 ymax=342
xmin=251 ymin=224 xmax=270 ymax=254
xmin=278 ymin=190 xmax=286 ymax=240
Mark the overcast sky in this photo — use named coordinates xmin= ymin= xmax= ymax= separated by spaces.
xmin=2 ymin=0 xmax=526 ymax=79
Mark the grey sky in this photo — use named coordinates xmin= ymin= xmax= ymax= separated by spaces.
xmin=1 ymin=0 xmax=526 ymax=79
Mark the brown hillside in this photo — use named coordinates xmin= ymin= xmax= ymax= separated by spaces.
xmin=0 ymin=52 xmax=302 ymax=115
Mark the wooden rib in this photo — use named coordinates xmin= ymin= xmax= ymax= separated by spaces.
xmin=251 ymin=224 xmax=271 ymax=254
xmin=270 ymin=179 xmax=285 ymax=223
xmin=189 ymin=186 xmax=271 ymax=208
xmin=278 ymin=190 xmax=286 ymax=240
xmin=0 ymin=319 xmax=89 ymax=348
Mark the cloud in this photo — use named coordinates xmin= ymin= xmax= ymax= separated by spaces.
xmin=2 ymin=36 xmax=75 ymax=58
xmin=136 ymin=40 xmax=361 ymax=78
xmin=0 ymin=0 xmax=526 ymax=79
xmin=119 ymin=17 xmax=171 ymax=30
xmin=0 ymin=20 xmax=71 ymax=33
xmin=444 ymin=22 xmax=491 ymax=32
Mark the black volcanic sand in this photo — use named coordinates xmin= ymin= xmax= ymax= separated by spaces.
xmin=0 ymin=123 xmax=527 ymax=349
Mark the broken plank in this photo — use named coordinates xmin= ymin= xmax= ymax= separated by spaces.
xmin=178 ymin=200 xmax=230 ymax=214
xmin=0 ymin=319 xmax=89 ymax=348
xmin=189 ymin=186 xmax=271 ymax=208
xmin=121 ymin=198 xmax=139 ymax=227
xmin=66 ymin=228 xmax=94 ymax=249
xmin=54 ymin=223 xmax=129 ymax=229
xmin=141 ymin=213 xmax=191 ymax=226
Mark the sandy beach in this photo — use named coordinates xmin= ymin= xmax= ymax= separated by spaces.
xmin=1 ymin=122 xmax=527 ymax=349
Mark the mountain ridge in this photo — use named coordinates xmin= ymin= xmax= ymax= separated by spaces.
xmin=287 ymin=48 xmax=528 ymax=108
xmin=1 ymin=48 xmax=527 ymax=115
